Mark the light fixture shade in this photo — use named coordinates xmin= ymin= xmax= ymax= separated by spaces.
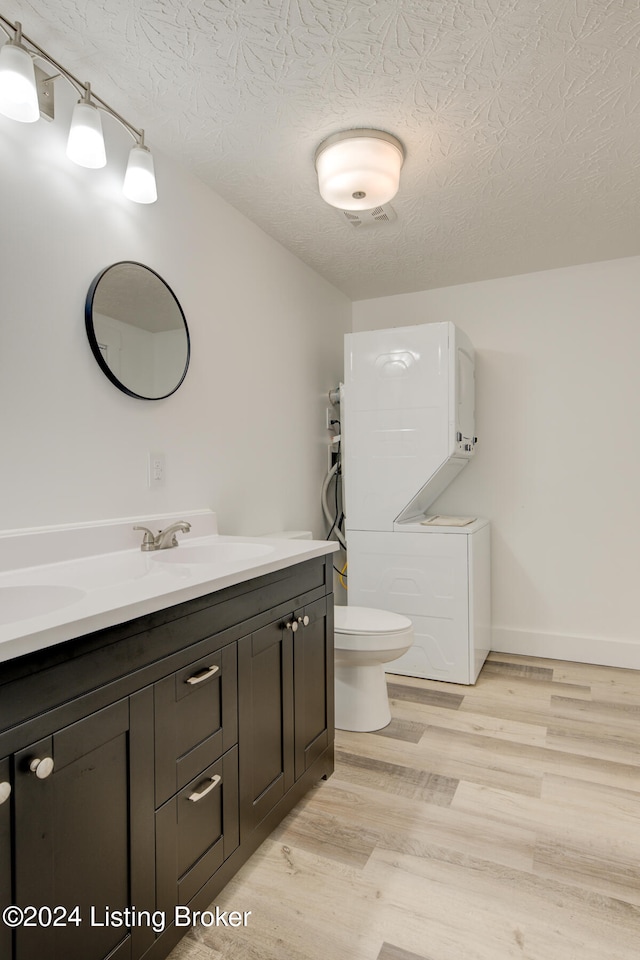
xmin=67 ymin=99 xmax=106 ymax=168
xmin=315 ymin=129 xmax=404 ymax=211
xmin=0 ymin=41 xmax=39 ymax=123
xmin=123 ymin=143 xmax=157 ymax=203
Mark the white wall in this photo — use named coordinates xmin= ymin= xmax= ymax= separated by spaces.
xmin=0 ymin=94 xmax=349 ymax=538
xmin=353 ymin=257 xmax=640 ymax=668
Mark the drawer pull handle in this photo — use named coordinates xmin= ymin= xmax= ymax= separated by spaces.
xmin=297 ymin=615 xmax=310 ymax=627
xmin=188 ymin=774 xmax=222 ymax=802
xmin=186 ymin=664 xmax=220 ymax=685
xmin=29 ymin=757 xmax=54 ymax=779
xmin=0 ymin=782 xmax=10 ymax=804
xmin=285 ymin=620 xmax=298 ymax=632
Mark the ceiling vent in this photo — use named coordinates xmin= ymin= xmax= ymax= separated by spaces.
xmin=337 ymin=203 xmax=397 ymax=229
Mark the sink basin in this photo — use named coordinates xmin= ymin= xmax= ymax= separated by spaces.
xmin=150 ymin=542 xmax=275 ymax=565
xmin=0 ymin=584 xmax=87 ymax=625
xmin=65 ymin=552 xmax=154 ymax=589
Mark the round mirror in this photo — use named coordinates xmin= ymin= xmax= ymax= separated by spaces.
xmin=85 ymin=262 xmax=190 ymax=400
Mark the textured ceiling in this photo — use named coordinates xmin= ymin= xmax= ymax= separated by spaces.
xmin=6 ymin=0 xmax=640 ymax=299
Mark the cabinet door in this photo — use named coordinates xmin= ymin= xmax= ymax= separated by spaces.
xmin=238 ymin=620 xmax=294 ymax=837
xmin=293 ymin=597 xmax=334 ymax=780
xmin=13 ymin=691 xmax=154 ymax=960
xmin=0 ymin=756 xmax=12 ymax=960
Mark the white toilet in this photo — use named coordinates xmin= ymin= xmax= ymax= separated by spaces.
xmin=334 ymin=605 xmax=414 ymax=732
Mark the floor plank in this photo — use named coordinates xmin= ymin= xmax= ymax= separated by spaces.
xmin=371 ymin=717 xmax=428 ymax=744
xmin=386 ymin=681 xmax=464 ymax=709
xmin=377 ymin=944 xmax=434 ymax=960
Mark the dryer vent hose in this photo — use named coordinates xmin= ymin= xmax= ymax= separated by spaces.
xmin=321 ymin=462 xmax=346 ymax=551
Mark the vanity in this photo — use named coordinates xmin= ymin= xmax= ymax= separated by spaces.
xmin=0 ymin=512 xmax=337 ymax=960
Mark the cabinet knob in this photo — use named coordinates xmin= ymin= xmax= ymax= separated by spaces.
xmin=29 ymin=757 xmax=54 ymax=779
xmin=285 ymin=620 xmax=298 ymax=632
xmin=297 ymin=615 xmax=310 ymax=627
xmin=0 ymin=782 xmax=11 ymax=804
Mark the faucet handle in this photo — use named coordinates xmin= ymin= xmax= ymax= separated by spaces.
xmin=133 ymin=525 xmax=157 ymax=551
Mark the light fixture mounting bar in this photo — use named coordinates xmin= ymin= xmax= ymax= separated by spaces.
xmin=35 ymin=64 xmax=54 ymax=121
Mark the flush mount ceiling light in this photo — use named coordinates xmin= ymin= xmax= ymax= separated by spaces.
xmin=0 ymin=14 xmax=157 ymax=203
xmin=315 ymin=129 xmax=405 ymax=211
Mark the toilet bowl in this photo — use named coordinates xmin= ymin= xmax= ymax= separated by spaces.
xmin=334 ymin=605 xmax=413 ymax=732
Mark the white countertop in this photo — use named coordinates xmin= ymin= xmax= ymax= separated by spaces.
xmin=0 ymin=511 xmax=338 ymax=664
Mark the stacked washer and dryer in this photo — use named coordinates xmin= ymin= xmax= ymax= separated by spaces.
xmin=334 ymin=321 xmax=491 ymax=730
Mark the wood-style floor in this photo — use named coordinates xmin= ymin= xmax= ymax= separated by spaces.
xmin=168 ymin=652 xmax=640 ymax=960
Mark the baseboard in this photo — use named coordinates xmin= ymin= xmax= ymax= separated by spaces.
xmin=492 ymin=627 xmax=640 ymax=671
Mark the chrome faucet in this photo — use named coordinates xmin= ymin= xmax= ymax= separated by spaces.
xmin=134 ymin=520 xmax=191 ymax=551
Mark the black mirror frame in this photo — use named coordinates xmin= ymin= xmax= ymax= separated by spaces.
xmin=85 ymin=261 xmax=191 ymax=401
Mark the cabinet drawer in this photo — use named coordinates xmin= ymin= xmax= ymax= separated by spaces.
xmin=155 ymin=642 xmax=237 ymax=807
xmin=156 ymin=746 xmax=239 ymax=916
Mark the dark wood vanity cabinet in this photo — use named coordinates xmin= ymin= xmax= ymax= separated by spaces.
xmin=0 ymin=556 xmax=334 ymax=960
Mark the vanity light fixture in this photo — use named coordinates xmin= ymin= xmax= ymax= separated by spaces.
xmin=66 ymin=83 xmax=106 ymax=169
xmin=0 ymin=14 xmax=158 ymax=203
xmin=0 ymin=21 xmax=38 ymax=122
xmin=314 ymin=129 xmax=405 ymax=211
xmin=123 ymin=135 xmax=157 ymax=204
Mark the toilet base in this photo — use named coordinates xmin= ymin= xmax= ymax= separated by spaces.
xmin=335 ymin=662 xmax=392 ymax=732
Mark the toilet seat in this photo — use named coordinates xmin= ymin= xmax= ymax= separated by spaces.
xmin=334 ymin=606 xmax=413 ymax=651
xmin=335 ymin=605 xmax=412 ymax=634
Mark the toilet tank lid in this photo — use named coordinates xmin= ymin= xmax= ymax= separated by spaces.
xmin=260 ymin=530 xmax=313 ymax=540
xmin=335 ymin=605 xmax=412 ymax=634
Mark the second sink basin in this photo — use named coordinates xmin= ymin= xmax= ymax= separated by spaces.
xmin=150 ymin=542 xmax=276 ymax=565
xmin=0 ymin=584 xmax=87 ymax=625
